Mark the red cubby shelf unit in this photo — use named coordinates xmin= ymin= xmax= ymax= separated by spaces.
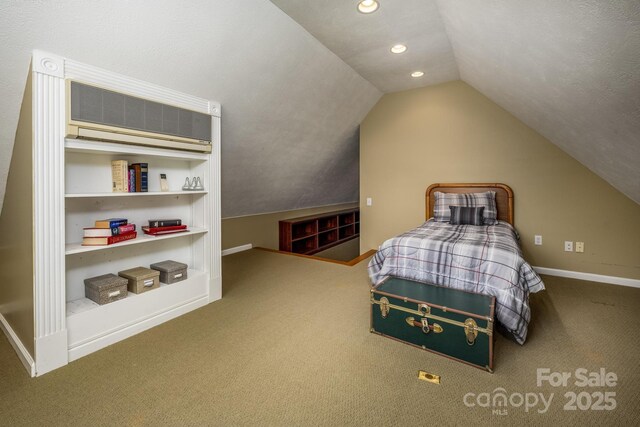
xmin=279 ymin=208 xmax=360 ymax=255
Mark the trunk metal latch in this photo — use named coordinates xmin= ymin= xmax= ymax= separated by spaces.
xmin=380 ymin=297 xmax=390 ymax=319
xmin=464 ymin=318 xmax=478 ymax=345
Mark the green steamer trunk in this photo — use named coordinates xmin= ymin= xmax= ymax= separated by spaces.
xmin=371 ymin=277 xmax=496 ymax=372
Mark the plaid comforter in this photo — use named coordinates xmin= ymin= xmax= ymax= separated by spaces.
xmin=368 ymin=220 xmax=544 ymax=344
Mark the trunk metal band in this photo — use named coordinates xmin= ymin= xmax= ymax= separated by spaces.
xmin=371 ymin=295 xmax=492 ymax=336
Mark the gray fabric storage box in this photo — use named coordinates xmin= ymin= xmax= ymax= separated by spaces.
xmin=84 ymin=273 xmax=128 ymax=305
xmin=150 ymin=260 xmax=188 ymax=284
xmin=118 ymin=266 xmax=160 ymax=294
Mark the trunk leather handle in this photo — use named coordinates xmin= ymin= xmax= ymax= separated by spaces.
xmin=405 ymin=317 xmax=443 ymax=334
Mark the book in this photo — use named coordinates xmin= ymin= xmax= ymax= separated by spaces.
xmin=141 ymin=163 xmax=148 ymax=192
xmin=142 ymin=226 xmax=189 ymax=236
xmin=131 ymin=163 xmax=148 ymax=192
xmin=111 ymin=160 xmax=128 ymax=193
xmin=94 ymin=218 xmax=128 ymax=229
xmin=148 ymin=219 xmax=182 ymax=227
xmin=83 ymin=224 xmax=136 ymax=237
xmin=128 ymin=167 xmax=136 ymax=193
xmin=82 ymin=231 xmax=137 ymax=246
xmin=132 ymin=164 xmax=141 ymax=192
xmin=143 ymin=224 xmax=187 ymax=233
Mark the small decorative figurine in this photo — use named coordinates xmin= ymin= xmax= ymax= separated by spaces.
xmin=193 ymin=177 xmax=204 ymax=191
xmin=183 ymin=177 xmax=204 ymax=191
xmin=182 ymin=177 xmax=192 ymax=191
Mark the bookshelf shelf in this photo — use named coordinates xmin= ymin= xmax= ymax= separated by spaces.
xmin=66 ymin=269 xmax=206 ymax=317
xmin=66 ymin=269 xmax=209 ymax=361
xmin=65 ymin=190 xmax=208 ymax=198
xmin=65 ymin=227 xmax=208 ymax=255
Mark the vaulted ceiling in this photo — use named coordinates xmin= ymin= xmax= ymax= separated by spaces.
xmin=0 ymin=1 xmax=638 ymax=219
xmin=272 ymin=0 xmax=640 ymax=205
xmin=0 ymin=0 xmax=381 ymax=217
xmin=271 ymin=0 xmax=459 ymax=92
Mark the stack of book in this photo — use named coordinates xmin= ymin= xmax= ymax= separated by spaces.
xmin=142 ymin=219 xmax=188 ymax=236
xmin=82 ymin=218 xmax=137 ymax=246
xmin=111 ymin=160 xmax=148 ymax=193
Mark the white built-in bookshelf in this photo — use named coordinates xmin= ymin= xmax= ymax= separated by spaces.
xmin=0 ymin=51 xmax=222 ymax=376
xmin=64 ymin=140 xmax=215 ymax=361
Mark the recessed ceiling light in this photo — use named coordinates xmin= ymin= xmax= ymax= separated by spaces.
xmin=411 ymin=71 xmax=425 ymax=78
xmin=391 ymin=44 xmax=407 ymax=54
xmin=357 ymin=0 xmax=379 ymax=14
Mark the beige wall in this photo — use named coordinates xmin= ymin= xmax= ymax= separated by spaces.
xmin=360 ymin=81 xmax=640 ymax=279
xmin=0 ymin=71 xmax=34 ymax=356
xmin=222 ymin=203 xmax=358 ymax=251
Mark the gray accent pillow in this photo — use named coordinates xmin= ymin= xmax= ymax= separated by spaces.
xmin=449 ymin=206 xmax=485 ymax=226
xmin=433 ymin=191 xmax=497 ymax=225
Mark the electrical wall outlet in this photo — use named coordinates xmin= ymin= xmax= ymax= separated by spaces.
xmin=564 ymin=241 xmax=573 ymax=252
xmin=534 ymin=235 xmax=542 ymax=245
xmin=366 ymin=197 xmax=372 ymax=206
xmin=575 ymin=242 xmax=584 ymax=253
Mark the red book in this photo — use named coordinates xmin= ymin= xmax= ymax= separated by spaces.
xmin=82 ymin=231 xmax=137 ymax=246
xmin=83 ymin=224 xmax=137 ymax=237
xmin=142 ymin=225 xmax=188 ymax=235
xmin=132 ymin=164 xmax=142 ymax=192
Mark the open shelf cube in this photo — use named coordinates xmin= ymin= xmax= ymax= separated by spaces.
xmin=291 ymin=221 xmax=317 ymax=240
xmin=339 ymin=224 xmax=356 ymax=240
xmin=291 ymin=235 xmax=317 ymax=254
xmin=339 ymin=212 xmax=355 ymax=226
xmin=318 ymin=216 xmax=338 ymax=231
xmin=318 ymin=230 xmax=338 ymax=247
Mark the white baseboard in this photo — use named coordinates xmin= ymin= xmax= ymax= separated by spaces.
xmin=533 ymin=266 xmax=640 ymax=289
xmin=0 ymin=313 xmax=35 ymax=377
xmin=222 ymin=244 xmax=253 ymax=256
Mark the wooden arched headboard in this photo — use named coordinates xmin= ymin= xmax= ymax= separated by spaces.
xmin=425 ymin=183 xmax=514 ymax=225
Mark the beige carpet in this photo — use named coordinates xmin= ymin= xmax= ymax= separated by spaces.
xmin=0 ymin=249 xmax=638 ymax=426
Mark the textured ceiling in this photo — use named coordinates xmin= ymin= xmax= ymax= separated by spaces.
xmin=1 ymin=1 xmax=638 ymax=219
xmin=272 ymin=0 xmax=640 ymax=204
xmin=270 ymin=0 xmax=459 ymax=93
xmin=437 ymin=0 xmax=640 ymax=204
xmin=0 ymin=0 xmax=381 ymax=217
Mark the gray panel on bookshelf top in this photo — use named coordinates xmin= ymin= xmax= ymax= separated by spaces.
xmin=70 ymin=81 xmax=212 ymax=142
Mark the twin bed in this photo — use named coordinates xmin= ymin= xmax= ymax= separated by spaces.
xmin=368 ymin=183 xmax=544 ymax=344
